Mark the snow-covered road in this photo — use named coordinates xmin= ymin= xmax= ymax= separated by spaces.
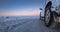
xmin=0 ymin=16 xmax=60 ymax=32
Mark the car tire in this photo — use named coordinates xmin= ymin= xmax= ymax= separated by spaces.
xmin=44 ymin=5 xmax=53 ymax=27
xmin=44 ymin=5 xmax=58 ymax=29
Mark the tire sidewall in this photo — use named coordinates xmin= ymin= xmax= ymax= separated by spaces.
xmin=44 ymin=6 xmax=53 ymax=27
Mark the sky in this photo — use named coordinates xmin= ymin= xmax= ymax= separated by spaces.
xmin=0 ymin=0 xmax=45 ymax=16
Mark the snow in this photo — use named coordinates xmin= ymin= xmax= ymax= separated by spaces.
xmin=0 ymin=16 xmax=59 ymax=32
xmin=0 ymin=16 xmax=39 ymax=32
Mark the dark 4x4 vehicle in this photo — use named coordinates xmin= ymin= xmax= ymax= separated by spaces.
xmin=40 ymin=0 xmax=60 ymax=28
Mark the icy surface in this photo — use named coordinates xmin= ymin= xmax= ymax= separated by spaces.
xmin=0 ymin=16 xmax=60 ymax=32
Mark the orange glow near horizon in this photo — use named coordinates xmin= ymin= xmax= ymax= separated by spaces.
xmin=0 ymin=9 xmax=40 ymax=16
xmin=0 ymin=12 xmax=40 ymax=16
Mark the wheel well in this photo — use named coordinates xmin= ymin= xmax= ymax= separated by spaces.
xmin=45 ymin=1 xmax=52 ymax=8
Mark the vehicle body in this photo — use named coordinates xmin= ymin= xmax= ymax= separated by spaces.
xmin=40 ymin=0 xmax=60 ymax=28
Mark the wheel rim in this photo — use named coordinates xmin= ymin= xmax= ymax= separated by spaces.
xmin=45 ymin=9 xmax=50 ymax=24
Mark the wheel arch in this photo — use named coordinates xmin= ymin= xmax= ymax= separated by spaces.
xmin=45 ymin=1 xmax=52 ymax=9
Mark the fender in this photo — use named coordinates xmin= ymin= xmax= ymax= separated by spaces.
xmin=42 ymin=0 xmax=60 ymax=16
